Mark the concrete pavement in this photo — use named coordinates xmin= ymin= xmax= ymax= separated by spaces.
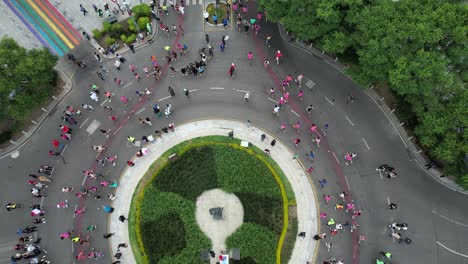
xmin=109 ymin=119 xmax=318 ymax=264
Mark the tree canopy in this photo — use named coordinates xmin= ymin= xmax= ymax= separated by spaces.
xmin=260 ymin=0 xmax=468 ymax=186
xmin=0 ymin=37 xmax=58 ymax=128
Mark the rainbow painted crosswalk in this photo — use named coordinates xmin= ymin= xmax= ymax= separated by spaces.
xmin=4 ymin=0 xmax=82 ymax=56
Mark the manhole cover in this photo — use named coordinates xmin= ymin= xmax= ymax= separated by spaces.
xmin=11 ymin=150 xmax=20 ymax=159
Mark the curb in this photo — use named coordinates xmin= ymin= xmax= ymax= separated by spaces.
xmin=0 ymin=64 xmax=74 ymax=159
xmin=276 ymin=24 xmax=468 ymax=194
xmin=86 ymin=19 xmax=159 ymax=60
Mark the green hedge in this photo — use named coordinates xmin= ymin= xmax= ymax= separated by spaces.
xmin=133 ymin=138 xmax=296 ymax=264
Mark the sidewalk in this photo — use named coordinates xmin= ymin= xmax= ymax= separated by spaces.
xmin=277 ymin=24 xmax=468 ymax=195
xmin=109 ymin=119 xmax=318 ymax=264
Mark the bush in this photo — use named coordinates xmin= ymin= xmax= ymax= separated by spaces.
xmin=102 ymin=21 xmax=112 ymax=33
xmin=105 ymin=36 xmax=116 ymax=46
xmin=110 ymin=23 xmax=123 ymax=37
xmin=132 ymin=3 xmax=151 ymax=20
xmin=127 ymin=19 xmax=137 ymax=32
xmin=92 ymin=29 xmax=102 ymax=39
xmin=120 ymin=34 xmax=127 ymax=42
xmin=125 ymin=34 xmax=136 ymax=45
xmin=138 ymin=17 xmax=150 ymax=31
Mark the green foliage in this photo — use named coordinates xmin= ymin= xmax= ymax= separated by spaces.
xmin=137 ymin=143 xmax=291 ymax=263
xmin=127 ymin=19 xmax=137 ymax=32
xmin=132 ymin=3 xmax=151 ymax=20
xmin=120 ymin=34 xmax=127 ymax=42
xmin=154 ymin=147 xmax=218 ymax=201
xmin=102 ymin=21 xmax=112 ymax=33
xmin=92 ymin=28 xmax=102 ymax=39
xmin=260 ymin=0 xmax=468 ymax=182
xmin=140 ymin=214 xmax=187 ymax=263
xmin=281 ymin=216 xmax=298 ymax=264
xmin=110 ymin=23 xmax=123 ymax=37
xmin=138 ymin=16 xmax=150 ymax=31
xmin=139 ymin=189 xmax=211 ymax=264
xmin=125 ymin=34 xmax=137 ymax=44
xmin=226 ymin=223 xmax=277 ymax=264
xmin=206 ymin=3 xmax=227 ymax=19
xmin=236 ymin=192 xmax=283 ymax=235
xmin=104 ymin=36 xmax=116 ymax=46
xmin=0 ymin=37 xmax=57 ymax=130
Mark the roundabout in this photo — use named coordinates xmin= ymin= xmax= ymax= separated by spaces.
xmin=1 ymin=1 xmax=467 ymax=263
xmin=111 ymin=120 xmax=318 ymax=264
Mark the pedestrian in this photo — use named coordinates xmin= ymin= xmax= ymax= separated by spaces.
xmin=280 ymin=123 xmax=286 ymax=133
xmin=114 ymin=60 xmax=121 ymax=70
xmin=324 ymin=194 xmax=332 ymax=203
xmin=117 ymin=243 xmax=128 ymax=249
xmin=213 ymin=14 xmax=218 ymax=25
xmin=127 ymin=160 xmax=135 ymax=167
xmin=222 ymin=18 xmax=228 ymax=28
xmin=306 ymin=105 xmax=313 ymax=117
xmin=266 ymin=34 xmax=272 ymax=47
xmin=296 ymin=74 xmax=303 ymax=87
xmin=129 ymin=44 xmax=135 ymax=53
xmin=298 ymin=232 xmax=306 ymax=238
xmin=293 ymin=122 xmax=301 ymax=133
xmin=103 ymin=233 xmax=115 ymax=239
xmin=319 ymin=179 xmax=327 ymax=188
xmin=49 ymin=150 xmax=61 ymax=156
xmin=220 ymin=42 xmax=225 ymax=52
xmin=120 ymin=96 xmax=128 ymax=104
xmin=314 ymin=136 xmax=321 ymax=147
xmin=307 ymin=167 xmax=314 ymax=174
xmin=271 ymin=139 xmax=276 ymax=147
xmin=275 ymin=50 xmax=282 ymax=64
xmin=264 ymin=59 xmax=270 ymax=69
xmin=389 ymin=202 xmax=398 ymax=210
xmin=94 ymin=52 xmax=101 ymax=62
xmin=203 ymin=11 xmax=209 ymax=22
xmin=294 ymin=138 xmax=301 ymax=147
xmin=184 ymin=89 xmax=190 ymax=97
xmin=80 ymin=4 xmax=88 ymax=15
xmin=273 ymin=105 xmax=280 ymax=116
xmin=246 ymin=120 xmax=251 ymax=127
xmin=97 ymin=71 xmax=104 ymax=80
xmin=118 ymin=215 xmax=127 ymax=222
xmin=260 ymin=134 xmax=266 ymax=142
xmin=205 ymin=33 xmax=210 ymax=44
xmin=168 ymin=86 xmax=175 ymax=96
xmin=87 ymin=225 xmax=97 ymax=231
xmin=98 ymin=9 xmax=103 ymax=18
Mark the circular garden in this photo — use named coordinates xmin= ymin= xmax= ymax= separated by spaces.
xmin=129 ymin=136 xmax=298 ymax=264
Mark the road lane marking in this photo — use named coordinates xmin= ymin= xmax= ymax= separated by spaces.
xmin=344 ymin=175 xmax=350 ymax=191
xmin=236 ymin=89 xmax=249 ymax=93
xmin=210 ymin=87 xmax=225 ymax=90
xmin=79 ymin=118 xmax=89 ymax=128
xmin=100 ymin=98 xmax=109 ymax=106
xmin=362 ymin=138 xmax=370 ymax=150
xmin=158 ymin=96 xmax=171 ymax=102
xmin=290 ymin=110 xmax=300 ymax=117
xmin=85 ymin=120 xmax=100 ymax=135
xmin=436 ymin=241 xmax=468 ymax=258
xmin=135 ymin=108 xmax=146 ymax=115
xmin=432 ymin=210 xmax=468 ymax=227
xmin=122 ymin=82 xmax=133 ymax=89
xmin=345 ymin=115 xmax=355 ymax=126
xmin=60 ymin=144 xmax=68 ymax=156
xmin=189 ymin=89 xmax=198 ymax=92
xmin=267 ymin=98 xmax=278 ymax=104
xmin=325 ymin=96 xmax=335 ymax=105
xmin=332 ymin=151 xmax=340 ymax=164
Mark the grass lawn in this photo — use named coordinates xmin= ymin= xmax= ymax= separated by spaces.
xmin=131 ymin=136 xmax=297 ymax=264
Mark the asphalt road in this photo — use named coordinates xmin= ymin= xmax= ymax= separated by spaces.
xmin=1 ymin=2 xmax=468 ymax=264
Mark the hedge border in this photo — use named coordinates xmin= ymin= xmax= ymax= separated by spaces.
xmin=131 ymin=137 xmax=293 ymax=264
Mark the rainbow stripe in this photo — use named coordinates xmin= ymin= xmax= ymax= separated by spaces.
xmin=4 ymin=0 xmax=82 ymax=56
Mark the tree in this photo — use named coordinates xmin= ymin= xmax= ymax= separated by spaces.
xmin=132 ymin=4 xmax=151 ymax=20
xmin=0 ymin=37 xmax=57 ymax=127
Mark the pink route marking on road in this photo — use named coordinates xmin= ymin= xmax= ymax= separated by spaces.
xmin=248 ymin=3 xmax=360 ymax=263
xmin=72 ymin=13 xmax=185 ymax=260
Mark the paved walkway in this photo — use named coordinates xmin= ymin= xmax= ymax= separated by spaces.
xmin=110 ymin=119 xmax=318 ymax=264
xmin=195 ymin=189 xmax=244 ymax=264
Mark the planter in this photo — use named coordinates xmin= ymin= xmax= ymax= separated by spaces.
xmin=205 ymin=2 xmax=228 ymax=26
